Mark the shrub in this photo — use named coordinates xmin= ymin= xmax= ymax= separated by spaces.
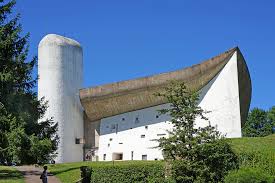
xmin=91 ymin=161 xmax=168 ymax=183
xmin=170 ymin=139 xmax=238 ymax=183
xmin=224 ymin=167 xmax=274 ymax=183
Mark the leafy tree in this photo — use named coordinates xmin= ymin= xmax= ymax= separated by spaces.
xmin=0 ymin=0 xmax=58 ymax=164
xmin=155 ymin=81 xmax=238 ymax=183
xmin=242 ymin=107 xmax=274 ymax=137
xmin=267 ymin=106 xmax=275 ymax=133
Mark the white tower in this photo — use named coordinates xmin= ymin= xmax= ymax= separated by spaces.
xmin=38 ymin=34 xmax=84 ymax=163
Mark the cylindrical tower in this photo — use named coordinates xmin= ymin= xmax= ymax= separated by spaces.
xmin=38 ymin=34 xmax=84 ymax=163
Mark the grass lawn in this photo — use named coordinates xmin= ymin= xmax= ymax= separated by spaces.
xmin=228 ymin=134 xmax=275 ymax=153
xmin=228 ymin=134 xmax=275 ymax=176
xmin=0 ymin=166 xmax=24 ymax=183
xmin=48 ymin=160 xmax=164 ymax=183
xmin=48 ymin=134 xmax=275 ymax=183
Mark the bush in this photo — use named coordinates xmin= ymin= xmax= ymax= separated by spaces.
xmin=224 ymin=167 xmax=274 ymax=183
xmin=170 ymin=139 xmax=239 ymax=183
xmin=91 ymin=161 xmax=168 ymax=183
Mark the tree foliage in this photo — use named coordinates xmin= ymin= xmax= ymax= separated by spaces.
xmin=155 ymin=81 xmax=238 ymax=182
xmin=0 ymin=0 xmax=58 ymax=164
xmin=242 ymin=107 xmax=275 ymax=137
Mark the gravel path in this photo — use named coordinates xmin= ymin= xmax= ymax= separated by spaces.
xmin=16 ymin=165 xmax=61 ymax=183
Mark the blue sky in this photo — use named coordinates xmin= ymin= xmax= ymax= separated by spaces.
xmin=15 ymin=0 xmax=275 ymax=110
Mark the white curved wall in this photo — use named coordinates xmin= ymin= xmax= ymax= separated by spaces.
xmin=97 ymin=51 xmax=242 ymax=161
xmin=38 ymin=34 xmax=84 ymax=163
xmin=197 ymin=51 xmax=242 ymax=137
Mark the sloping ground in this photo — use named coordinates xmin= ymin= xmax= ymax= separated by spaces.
xmin=228 ymin=134 xmax=275 ymax=153
xmin=0 ymin=166 xmax=24 ymax=183
xmin=48 ymin=135 xmax=275 ymax=183
xmin=228 ymin=134 xmax=275 ymax=176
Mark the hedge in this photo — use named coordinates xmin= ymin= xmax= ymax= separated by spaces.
xmin=90 ymin=161 xmax=169 ymax=183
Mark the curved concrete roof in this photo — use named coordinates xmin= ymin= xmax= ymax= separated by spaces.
xmin=80 ymin=47 xmax=251 ymax=125
xmin=39 ymin=34 xmax=82 ymax=48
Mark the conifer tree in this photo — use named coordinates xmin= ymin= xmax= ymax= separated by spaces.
xmin=0 ymin=0 xmax=58 ymax=164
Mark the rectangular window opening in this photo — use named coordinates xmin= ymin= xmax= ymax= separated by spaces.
xmin=112 ymin=153 xmax=123 ymax=160
xmin=135 ymin=117 xmax=140 ymax=124
xmin=116 ymin=124 xmax=118 ymax=134
xmin=157 ymin=134 xmax=166 ymax=136
xmin=75 ymin=138 xmax=80 ymax=144
xmin=142 ymin=155 xmax=147 ymax=160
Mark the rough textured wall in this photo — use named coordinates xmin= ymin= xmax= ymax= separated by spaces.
xmin=38 ymin=34 xmax=84 ymax=163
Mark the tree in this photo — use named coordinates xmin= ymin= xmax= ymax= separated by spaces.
xmin=242 ymin=107 xmax=274 ymax=137
xmin=155 ymin=81 xmax=238 ymax=183
xmin=0 ymin=0 xmax=58 ymax=164
xmin=267 ymin=106 xmax=275 ymax=133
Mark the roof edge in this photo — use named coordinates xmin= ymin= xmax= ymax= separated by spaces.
xmin=80 ymin=47 xmax=237 ymax=101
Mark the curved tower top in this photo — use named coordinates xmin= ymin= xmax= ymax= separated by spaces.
xmin=39 ymin=34 xmax=82 ymax=48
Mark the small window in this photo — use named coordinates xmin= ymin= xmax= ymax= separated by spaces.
xmin=142 ymin=155 xmax=147 ymax=160
xmin=157 ymin=134 xmax=166 ymax=136
xmin=103 ymin=154 xmax=106 ymax=160
xmin=119 ymin=142 xmax=123 ymax=144
xmin=154 ymin=158 xmax=158 ymax=161
xmin=135 ymin=117 xmax=139 ymax=124
xmin=141 ymin=135 xmax=145 ymax=138
xmin=75 ymin=138 xmax=80 ymax=144
xmin=112 ymin=153 xmax=123 ymax=160
xmin=122 ymin=118 xmax=125 ymax=121
xmin=116 ymin=124 xmax=118 ymax=134
xmin=145 ymin=126 xmax=148 ymax=130
xmin=156 ymin=115 xmax=159 ymax=118
xmin=109 ymin=138 xmax=113 ymax=141
xmin=130 ymin=127 xmax=133 ymax=129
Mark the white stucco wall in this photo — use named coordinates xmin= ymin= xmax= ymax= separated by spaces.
xmin=98 ymin=104 xmax=172 ymax=161
xmin=38 ymin=34 xmax=84 ymax=163
xmin=197 ymin=52 xmax=242 ymax=137
xmin=97 ymin=51 xmax=241 ymax=161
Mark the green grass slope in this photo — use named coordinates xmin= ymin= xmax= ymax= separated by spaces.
xmin=0 ymin=166 xmax=24 ymax=183
xmin=228 ymin=134 xmax=275 ymax=176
